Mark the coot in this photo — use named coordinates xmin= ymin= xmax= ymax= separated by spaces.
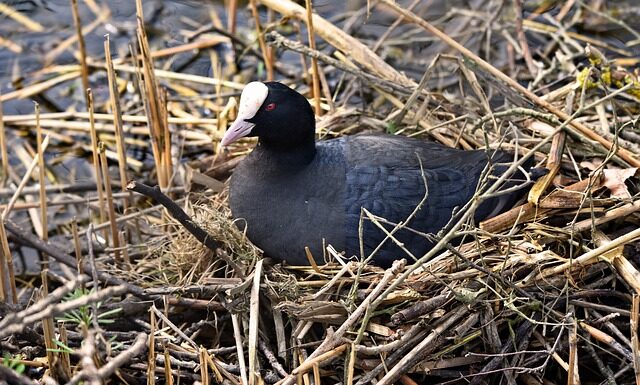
xmin=222 ymin=81 xmax=532 ymax=266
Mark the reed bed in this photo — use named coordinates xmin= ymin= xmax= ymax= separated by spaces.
xmin=1 ymin=0 xmax=640 ymax=384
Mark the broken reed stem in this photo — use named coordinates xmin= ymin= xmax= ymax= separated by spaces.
xmin=2 ymin=136 xmax=51 ymax=219
xmin=248 ymin=259 xmax=264 ymax=385
xmin=70 ymin=0 xmax=90 ymax=106
xmin=35 ymin=103 xmax=49 ymax=268
xmin=304 ymin=0 xmax=322 ymax=116
xmin=200 ymin=348 xmax=210 ymax=385
xmin=104 ymin=35 xmax=130 ymax=210
xmin=0 ymin=90 xmax=7 ymax=185
xmin=249 ymin=0 xmax=274 ymax=81
xmin=71 ymin=218 xmax=83 ymax=276
xmin=232 ymin=313 xmax=249 ymax=385
xmin=86 ymin=89 xmax=108 ymax=241
xmin=40 ymin=270 xmax=59 ymax=381
xmin=227 ymin=0 xmax=237 ymax=34
xmin=58 ymin=322 xmax=72 ymax=378
xmin=147 ymin=310 xmax=156 ymax=385
xmin=135 ymin=0 xmax=169 ymax=188
xmin=163 ymin=348 xmax=173 ymax=385
xmin=118 ymin=230 xmax=130 ymax=264
xmin=512 ymin=0 xmax=537 ymax=77
xmin=160 ymin=88 xmax=173 ymax=188
xmin=98 ymin=142 xmax=121 ymax=264
xmin=632 ymin=295 xmax=640 ymax=384
xmin=0 ymin=224 xmax=10 ymax=301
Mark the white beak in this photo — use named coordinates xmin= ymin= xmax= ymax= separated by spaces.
xmin=221 ymin=82 xmax=269 ymax=146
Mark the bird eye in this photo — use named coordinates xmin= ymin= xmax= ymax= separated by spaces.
xmin=265 ymin=103 xmax=276 ymax=111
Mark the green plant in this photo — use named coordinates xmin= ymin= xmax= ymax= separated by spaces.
xmin=46 ymin=339 xmax=74 ymax=354
xmin=56 ymin=287 xmax=122 ymax=327
xmin=2 ymin=353 xmax=26 ymax=375
xmin=385 ymin=121 xmax=399 ymax=134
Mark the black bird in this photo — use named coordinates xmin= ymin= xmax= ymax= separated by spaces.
xmin=222 ymin=81 xmax=533 ymax=266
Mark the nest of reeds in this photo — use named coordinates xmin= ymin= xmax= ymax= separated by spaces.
xmin=1 ymin=0 xmax=640 ymax=384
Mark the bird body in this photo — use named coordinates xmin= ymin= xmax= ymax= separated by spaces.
xmin=223 ymin=82 xmax=532 ymax=266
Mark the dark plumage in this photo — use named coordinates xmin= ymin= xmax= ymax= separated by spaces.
xmin=223 ymin=81 xmax=534 ymax=266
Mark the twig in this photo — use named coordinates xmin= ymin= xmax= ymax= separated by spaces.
xmin=67 ymin=333 xmax=148 ymax=385
xmin=70 ymin=0 xmax=90 ymax=106
xmin=632 ymin=295 xmax=640 ymax=384
xmin=304 ymin=0 xmax=321 ymax=116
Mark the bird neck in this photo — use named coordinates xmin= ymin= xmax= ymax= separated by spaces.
xmin=258 ymin=123 xmax=317 ymax=166
xmin=257 ymin=139 xmax=316 ymax=167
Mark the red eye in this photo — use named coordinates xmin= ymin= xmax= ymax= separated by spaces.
xmin=265 ymin=102 xmax=276 ymax=111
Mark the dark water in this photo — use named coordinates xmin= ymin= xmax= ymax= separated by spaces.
xmin=0 ymin=0 xmax=235 ymax=114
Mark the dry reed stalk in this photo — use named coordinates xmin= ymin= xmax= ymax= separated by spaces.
xmin=304 ymin=0 xmax=321 ymax=116
xmin=163 ymin=348 xmax=173 ymax=385
xmin=232 ymin=312 xmax=249 ymax=385
xmin=632 ymin=295 xmax=640 ymax=384
xmin=71 ymin=218 xmax=82 ymax=274
xmin=0 ymin=71 xmax=81 ymax=102
xmin=568 ymin=315 xmax=580 ymax=384
xmin=227 ymin=0 xmax=238 ymax=34
xmin=135 ymin=0 xmax=169 ymax=188
xmin=249 ymin=259 xmax=264 ymax=385
xmin=1 ymin=136 xmax=50 ymax=218
xmin=480 ymin=176 xmax=601 ymax=233
xmin=249 ymin=0 xmax=274 ymax=81
xmin=98 ymin=142 xmax=121 ymax=263
xmin=568 ymin=199 xmax=640 ymax=233
xmin=4 ymin=111 xmax=219 ymax=126
xmin=0 ymin=224 xmax=10 ymax=301
xmin=345 ymin=344 xmax=355 ymax=385
xmin=104 ymin=36 xmax=131 ymax=211
xmin=379 ymin=0 xmax=640 ymax=168
xmin=0 ymin=90 xmax=7 ymax=185
xmin=108 ymin=63 xmax=244 ymax=89
xmin=0 ymin=35 xmax=22 ymax=53
xmin=0 ymin=2 xmax=44 ymax=31
xmin=118 ymin=230 xmax=130 ymax=265
xmin=70 ymin=0 xmax=90 ymax=106
xmin=593 ymin=230 xmax=640 ymax=294
xmin=87 ymin=90 xmax=108 ymax=240
xmin=35 ymin=103 xmax=48 ymax=269
xmin=160 ymin=88 xmax=173 ymax=188
xmin=199 ymin=348 xmax=210 ymax=385
xmin=58 ymin=322 xmax=72 ymax=378
xmin=512 ymin=0 xmax=537 ymax=77
xmin=538 ymin=224 xmax=640 ymax=280
xmin=150 ymin=37 xmax=230 ymax=59
xmin=205 ymin=354 xmax=225 ymax=383
xmin=147 ymin=310 xmax=156 ymax=385
xmin=40 ymin=271 xmax=59 ymax=381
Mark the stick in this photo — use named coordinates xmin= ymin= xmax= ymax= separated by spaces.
xmin=70 ymin=0 xmax=90 ymax=106
xmin=304 ymin=0 xmax=321 ymax=116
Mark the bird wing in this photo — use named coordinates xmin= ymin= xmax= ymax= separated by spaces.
xmin=340 ymin=134 xmax=524 ymax=263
